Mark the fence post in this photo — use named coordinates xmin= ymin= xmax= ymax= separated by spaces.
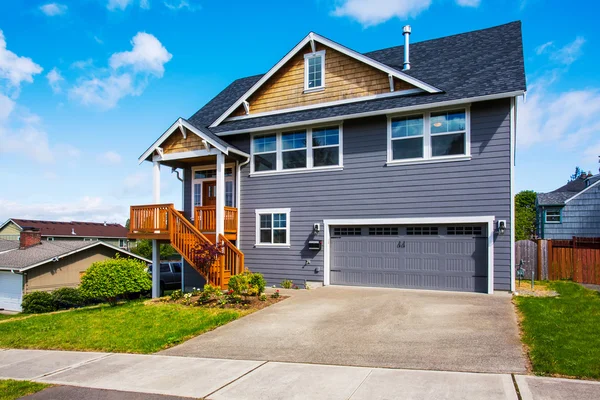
xmin=537 ymin=239 xmax=543 ymax=280
xmin=547 ymin=239 xmax=553 ymax=280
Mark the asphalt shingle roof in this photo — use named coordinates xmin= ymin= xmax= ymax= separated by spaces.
xmin=537 ymin=176 xmax=596 ymax=206
xmin=0 ymin=240 xmax=95 ymax=270
xmin=9 ymin=219 xmax=129 ymax=238
xmin=186 ymin=21 xmax=525 ymax=135
xmin=0 ymin=240 xmax=19 ymax=253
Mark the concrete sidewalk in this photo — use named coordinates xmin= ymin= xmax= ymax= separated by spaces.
xmin=1 ymin=349 xmax=599 ymax=399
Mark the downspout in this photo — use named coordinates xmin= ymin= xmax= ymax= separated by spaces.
xmin=237 ymin=157 xmax=251 ymax=246
xmin=172 ymin=167 xmax=185 ymax=292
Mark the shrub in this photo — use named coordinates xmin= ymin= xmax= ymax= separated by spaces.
xmin=170 ymin=289 xmax=183 ymax=301
xmin=80 ymin=255 xmax=152 ymax=306
xmin=228 ymin=271 xmax=266 ymax=297
xmin=22 ymin=291 xmax=57 ymax=314
xmin=259 ymin=294 xmax=267 ymax=301
xmin=52 ymin=287 xmax=86 ymax=309
xmin=281 ymin=279 xmax=293 ymax=289
xmin=271 ymin=290 xmax=280 ymax=299
xmin=198 ymin=284 xmax=223 ymax=303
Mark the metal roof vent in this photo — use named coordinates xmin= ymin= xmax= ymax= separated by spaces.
xmin=403 ymin=25 xmax=411 ymax=71
xmin=71 ymin=228 xmax=76 ymax=235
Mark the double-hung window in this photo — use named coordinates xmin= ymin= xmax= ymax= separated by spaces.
xmin=251 ymin=125 xmax=342 ymax=174
xmin=304 ymin=50 xmax=325 ymax=92
xmin=388 ymin=108 xmax=469 ymax=164
xmin=255 ymin=208 xmax=291 ymax=247
xmin=545 ymin=209 xmax=562 ymax=223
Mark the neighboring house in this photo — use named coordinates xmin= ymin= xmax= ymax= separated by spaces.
xmin=0 ymin=228 xmax=150 ymax=312
xmin=129 ymin=22 xmax=526 ymax=294
xmin=0 ymin=218 xmax=132 ymax=249
xmin=536 ymin=173 xmax=600 ymax=239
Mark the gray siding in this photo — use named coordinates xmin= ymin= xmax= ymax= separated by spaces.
xmin=541 ymin=185 xmax=600 ymax=239
xmin=224 ymin=98 xmax=513 ymax=291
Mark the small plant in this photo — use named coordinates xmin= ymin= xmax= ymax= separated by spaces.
xmin=198 ymin=284 xmax=223 ymax=303
xmin=170 ymin=289 xmax=183 ymax=301
xmin=271 ymin=290 xmax=280 ymax=299
xmin=182 ymin=292 xmax=193 ymax=305
xmin=228 ymin=271 xmax=266 ymax=297
xmin=259 ymin=294 xmax=267 ymax=301
xmin=292 ymin=284 xmax=299 ymax=290
xmin=192 ymin=242 xmax=224 ymax=274
xmin=21 ymin=291 xmax=57 ymax=314
xmin=304 ymin=282 xmax=311 ymax=290
xmin=281 ymin=279 xmax=293 ymax=289
xmin=227 ymin=274 xmax=249 ymax=296
xmin=80 ymin=254 xmax=152 ymax=306
xmin=51 ymin=287 xmax=86 ymax=309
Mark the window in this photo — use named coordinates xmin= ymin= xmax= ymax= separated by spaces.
xmin=47 ymin=237 xmax=54 ymax=241
xmin=447 ymin=226 xmax=483 ymax=236
xmin=406 ymin=226 xmax=439 ymax=235
xmin=333 ymin=227 xmax=362 ymax=236
xmin=255 ymin=208 xmax=291 ymax=246
xmin=160 ymin=263 xmax=171 ymax=273
xmin=194 ymin=168 xmax=233 ymax=179
xmin=369 ymin=227 xmax=399 ymax=236
xmin=304 ymin=51 xmax=325 ymax=91
xmin=251 ymin=126 xmax=342 ymax=174
xmin=545 ymin=209 xmax=562 ymax=223
xmin=225 ymin=181 xmax=234 ymax=207
xmin=191 ymin=165 xmax=236 ymax=213
xmin=119 ymin=239 xmax=127 ymax=248
xmin=171 ymin=263 xmax=182 ymax=273
xmin=388 ymin=108 xmax=469 ymax=164
xmin=253 ymin=134 xmax=277 ymax=172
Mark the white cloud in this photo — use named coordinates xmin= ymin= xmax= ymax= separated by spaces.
xmin=70 ymin=32 xmax=171 ymax=109
xmin=107 ymin=0 xmax=133 ymax=10
xmin=535 ymin=41 xmax=553 ymax=55
xmin=455 ymin=0 xmax=480 ymax=6
xmin=0 ymin=30 xmax=43 ymax=93
xmin=71 ymin=59 xmax=94 ymax=70
xmin=109 ymin=32 xmax=172 ymax=76
xmin=332 ymin=0 xmax=432 ymax=26
xmin=39 ymin=3 xmax=68 ymax=16
xmin=140 ymin=0 xmax=150 ymax=9
xmin=98 ymin=150 xmax=123 ymax=164
xmin=0 ymin=93 xmax=15 ymax=121
xmin=0 ymin=197 xmax=128 ymax=224
xmin=551 ymin=36 xmax=585 ymax=65
xmin=164 ymin=0 xmax=200 ymax=11
xmin=46 ymin=67 xmax=64 ymax=93
xmin=93 ymin=36 xmax=104 ymax=45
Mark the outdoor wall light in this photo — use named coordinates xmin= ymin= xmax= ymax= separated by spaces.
xmin=497 ymin=220 xmax=506 ymax=235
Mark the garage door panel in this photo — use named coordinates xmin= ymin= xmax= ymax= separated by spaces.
xmin=0 ymin=271 xmax=23 ymax=312
xmin=330 ymin=224 xmax=488 ymax=293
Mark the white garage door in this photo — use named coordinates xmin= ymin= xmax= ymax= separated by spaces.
xmin=0 ymin=271 xmax=23 ymax=312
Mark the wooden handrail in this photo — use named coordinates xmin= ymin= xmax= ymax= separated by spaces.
xmin=194 ymin=206 xmax=238 ymax=234
xmin=130 ymin=204 xmax=173 ymax=233
xmin=219 ymin=234 xmax=245 ymax=276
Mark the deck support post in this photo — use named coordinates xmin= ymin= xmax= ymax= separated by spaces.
xmin=152 ymin=239 xmax=160 ymax=298
xmin=153 ymin=161 xmax=161 ymax=204
xmin=215 ymin=153 xmax=225 ymax=239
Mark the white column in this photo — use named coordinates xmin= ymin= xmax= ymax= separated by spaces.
xmin=215 ymin=152 xmax=225 ymax=238
xmin=152 ymin=239 xmax=160 ymax=298
xmin=153 ymin=161 xmax=161 ymax=204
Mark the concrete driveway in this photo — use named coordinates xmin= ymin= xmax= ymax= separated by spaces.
xmin=160 ymin=286 xmax=527 ymax=373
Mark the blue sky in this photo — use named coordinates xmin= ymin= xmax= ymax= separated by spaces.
xmin=0 ymin=0 xmax=598 ymax=224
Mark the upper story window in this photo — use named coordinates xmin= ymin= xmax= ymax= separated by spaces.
xmin=251 ymin=125 xmax=343 ymax=175
xmin=388 ymin=108 xmax=470 ymax=165
xmin=304 ymin=50 xmax=325 ymax=92
xmin=545 ymin=209 xmax=562 ymax=224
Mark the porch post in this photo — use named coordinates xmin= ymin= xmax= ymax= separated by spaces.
xmin=153 ymin=161 xmax=161 ymax=203
xmin=152 ymin=240 xmax=160 ymax=298
xmin=215 ymin=152 xmax=225 ymax=238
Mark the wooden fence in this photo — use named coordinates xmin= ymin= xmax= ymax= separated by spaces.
xmin=548 ymin=237 xmax=600 ymax=284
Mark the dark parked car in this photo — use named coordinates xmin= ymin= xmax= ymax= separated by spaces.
xmin=148 ymin=261 xmax=182 ymax=295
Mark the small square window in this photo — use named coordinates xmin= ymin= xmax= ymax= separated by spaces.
xmin=256 ymin=209 xmax=291 ymax=246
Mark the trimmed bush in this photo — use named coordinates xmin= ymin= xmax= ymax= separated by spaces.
xmin=80 ymin=255 xmax=152 ymax=306
xmin=228 ymin=271 xmax=266 ymax=297
xmin=22 ymin=291 xmax=57 ymax=314
xmin=52 ymin=287 xmax=86 ymax=310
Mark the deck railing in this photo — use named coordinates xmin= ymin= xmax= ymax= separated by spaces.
xmin=194 ymin=206 xmax=238 ymax=234
xmin=129 ymin=203 xmax=243 ymax=289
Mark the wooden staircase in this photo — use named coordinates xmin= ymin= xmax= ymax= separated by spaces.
xmin=129 ymin=204 xmax=244 ymax=289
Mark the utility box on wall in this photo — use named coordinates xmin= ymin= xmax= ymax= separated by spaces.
xmin=308 ymin=240 xmax=322 ymax=251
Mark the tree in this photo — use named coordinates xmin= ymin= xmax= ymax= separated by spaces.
xmin=569 ymin=166 xmax=585 ymax=182
xmin=130 ymin=239 xmax=178 ymax=260
xmin=125 ymin=218 xmax=130 ymax=229
xmin=515 ymin=190 xmax=537 ymax=241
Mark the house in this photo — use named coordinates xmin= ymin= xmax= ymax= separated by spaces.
xmin=536 ymin=173 xmax=600 ymax=239
xmin=0 ymin=218 xmax=132 ymax=249
xmin=0 ymin=228 xmax=150 ymax=312
xmin=129 ymin=22 xmax=526 ymax=295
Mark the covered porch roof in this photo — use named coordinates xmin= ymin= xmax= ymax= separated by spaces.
xmin=138 ymin=117 xmax=249 ymax=165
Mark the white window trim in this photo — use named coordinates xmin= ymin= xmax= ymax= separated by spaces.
xmin=191 ymin=164 xmax=236 ymax=217
xmin=250 ymin=124 xmax=343 ymax=176
xmin=544 ymin=209 xmax=562 ymax=224
xmin=255 ymin=208 xmax=291 ymax=248
xmin=304 ymin=50 xmax=326 ymax=93
xmin=386 ymin=106 xmax=471 ymax=166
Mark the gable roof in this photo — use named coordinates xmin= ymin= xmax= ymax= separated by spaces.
xmin=537 ymin=175 xmax=599 ymax=206
xmin=183 ymin=21 xmax=525 ymax=137
xmin=4 ymin=219 xmax=129 ymax=238
xmin=0 ymin=240 xmax=150 ymax=271
xmin=208 ymin=32 xmax=442 ymax=128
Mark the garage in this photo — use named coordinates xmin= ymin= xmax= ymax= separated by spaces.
xmin=0 ymin=271 xmax=23 ymax=312
xmin=329 ymin=224 xmax=489 ymax=293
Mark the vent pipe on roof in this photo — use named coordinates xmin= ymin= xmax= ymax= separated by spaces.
xmin=403 ymin=25 xmax=411 ymax=71
xmin=71 ymin=228 xmax=76 ymax=235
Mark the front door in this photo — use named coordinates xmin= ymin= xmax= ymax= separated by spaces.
xmin=202 ymin=181 xmax=216 ymax=206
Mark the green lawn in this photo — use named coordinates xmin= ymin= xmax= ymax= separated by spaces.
xmin=0 ymin=301 xmax=248 ymax=353
xmin=515 ymin=281 xmax=600 ymax=379
xmin=0 ymin=380 xmax=50 ymax=400
xmin=0 ymin=314 xmax=22 ymax=321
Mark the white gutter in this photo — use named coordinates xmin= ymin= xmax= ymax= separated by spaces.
xmin=214 ymin=90 xmax=526 ymax=136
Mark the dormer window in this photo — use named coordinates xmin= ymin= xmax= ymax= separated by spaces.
xmin=304 ymin=50 xmax=325 ymax=92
